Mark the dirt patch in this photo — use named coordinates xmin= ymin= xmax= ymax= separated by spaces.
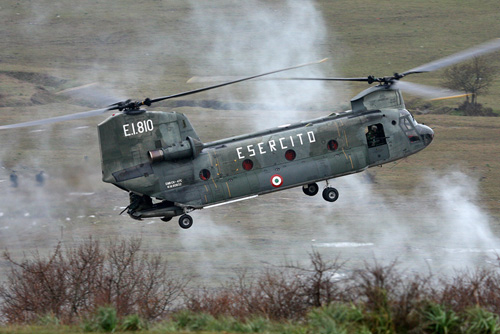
xmin=0 ymin=71 xmax=69 ymax=107
xmin=0 ymin=71 xmax=67 ymax=88
xmin=30 ymin=86 xmax=67 ymax=105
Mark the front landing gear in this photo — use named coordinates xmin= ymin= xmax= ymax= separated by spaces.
xmin=178 ymin=214 xmax=193 ymax=229
xmin=322 ymin=187 xmax=339 ymax=202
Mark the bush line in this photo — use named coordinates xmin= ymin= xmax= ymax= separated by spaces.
xmin=2 ymin=237 xmax=500 ymax=333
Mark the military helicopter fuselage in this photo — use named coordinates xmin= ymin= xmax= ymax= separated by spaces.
xmin=98 ymin=84 xmax=433 ymax=227
xmin=4 ymin=39 xmax=499 ymax=229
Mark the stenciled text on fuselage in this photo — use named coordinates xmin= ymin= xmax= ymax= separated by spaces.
xmin=236 ymin=131 xmax=316 ymax=160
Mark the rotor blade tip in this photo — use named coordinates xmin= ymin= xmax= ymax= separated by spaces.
xmin=430 ymin=93 xmax=472 ymax=101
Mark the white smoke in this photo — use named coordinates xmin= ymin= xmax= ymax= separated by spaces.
xmin=181 ymin=0 xmax=341 ymax=127
xmin=167 ymin=0 xmax=347 ymax=281
xmin=170 ymin=168 xmax=500 ymax=281
xmin=312 ymin=169 xmax=500 ymax=274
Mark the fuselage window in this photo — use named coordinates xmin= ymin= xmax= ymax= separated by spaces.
xmin=399 ymin=116 xmax=420 ymax=143
xmin=199 ymin=169 xmax=211 ymax=180
xmin=242 ymin=159 xmax=254 ymax=171
xmin=327 ymin=140 xmax=338 ymax=151
xmin=365 ymin=123 xmax=387 ymax=148
xmin=285 ymin=149 xmax=296 ymax=161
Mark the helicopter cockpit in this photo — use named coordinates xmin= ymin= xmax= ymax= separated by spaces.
xmin=399 ymin=109 xmax=434 ymax=147
xmin=399 ymin=110 xmax=420 ymax=143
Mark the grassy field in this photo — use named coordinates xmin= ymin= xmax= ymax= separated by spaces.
xmin=1 ymin=0 xmax=500 ymax=331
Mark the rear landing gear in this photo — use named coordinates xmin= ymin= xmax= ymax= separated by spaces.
xmin=303 ymin=182 xmax=340 ymax=203
xmin=178 ymin=214 xmax=193 ymax=229
xmin=322 ymin=187 xmax=339 ymax=202
xmin=303 ymin=183 xmax=319 ymax=196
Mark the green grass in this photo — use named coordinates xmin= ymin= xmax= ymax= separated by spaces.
xmin=0 ymin=325 xmax=83 ymax=334
xmin=2 ymin=305 xmax=498 ymax=333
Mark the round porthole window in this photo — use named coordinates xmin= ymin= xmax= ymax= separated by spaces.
xmin=285 ymin=149 xmax=296 ymax=161
xmin=242 ymin=159 xmax=254 ymax=171
xmin=199 ymin=169 xmax=211 ymax=180
xmin=327 ymin=140 xmax=338 ymax=151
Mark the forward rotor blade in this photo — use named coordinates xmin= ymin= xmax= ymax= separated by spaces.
xmin=188 ymin=76 xmax=369 ymax=83
xmin=393 ymin=81 xmax=469 ymax=100
xmin=403 ymin=38 xmax=500 ymax=75
xmin=149 ymin=58 xmax=328 ymax=104
xmin=0 ymin=107 xmax=111 ymax=130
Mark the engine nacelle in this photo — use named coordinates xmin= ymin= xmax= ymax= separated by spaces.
xmin=148 ymin=136 xmax=204 ymax=162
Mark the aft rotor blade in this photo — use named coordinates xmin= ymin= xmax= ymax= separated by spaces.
xmin=1 ymin=59 xmax=328 ymax=130
xmin=403 ymin=38 xmax=500 ymax=75
xmin=149 ymin=58 xmax=328 ymax=104
xmin=393 ymin=81 xmax=469 ymax=100
xmin=0 ymin=107 xmax=111 ymax=130
xmin=57 ymin=83 xmax=126 ymax=106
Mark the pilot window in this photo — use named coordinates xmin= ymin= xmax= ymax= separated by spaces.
xmin=365 ymin=123 xmax=387 ymax=148
xmin=399 ymin=116 xmax=420 ymax=143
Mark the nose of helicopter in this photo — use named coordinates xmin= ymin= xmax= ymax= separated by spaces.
xmin=416 ymin=124 xmax=434 ymax=146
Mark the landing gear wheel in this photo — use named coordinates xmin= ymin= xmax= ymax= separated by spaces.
xmin=161 ymin=216 xmax=172 ymax=222
xmin=178 ymin=214 xmax=193 ymax=229
xmin=322 ymin=187 xmax=339 ymax=202
xmin=302 ymin=183 xmax=319 ymax=196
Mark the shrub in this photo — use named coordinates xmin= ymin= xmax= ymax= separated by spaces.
xmin=347 ymin=260 xmax=433 ymax=334
xmin=82 ymin=306 xmax=117 ymax=332
xmin=171 ymin=310 xmax=217 ymax=331
xmin=184 ymin=250 xmax=346 ymax=321
xmin=463 ymin=306 xmax=500 ymax=334
xmin=37 ymin=313 xmax=60 ymax=326
xmin=121 ymin=314 xmax=147 ymax=331
xmin=422 ymin=303 xmax=460 ymax=334
xmin=0 ymin=237 xmax=185 ymax=324
xmin=438 ymin=268 xmax=500 ymax=314
xmin=308 ymin=303 xmax=364 ymax=334
xmin=184 ymin=267 xmax=307 ymax=320
xmin=287 ymin=250 xmax=347 ymax=308
xmin=95 ymin=307 xmax=118 ymax=332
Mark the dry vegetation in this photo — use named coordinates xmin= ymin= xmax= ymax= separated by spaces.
xmin=0 ymin=238 xmax=185 ymax=324
xmin=3 ymin=238 xmax=500 ymax=333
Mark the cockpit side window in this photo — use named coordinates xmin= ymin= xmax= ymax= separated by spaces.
xmin=399 ymin=116 xmax=420 ymax=143
xmin=365 ymin=123 xmax=387 ymax=148
xmin=401 ymin=117 xmax=413 ymax=131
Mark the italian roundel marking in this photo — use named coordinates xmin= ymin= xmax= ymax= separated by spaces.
xmin=270 ymin=174 xmax=283 ymax=188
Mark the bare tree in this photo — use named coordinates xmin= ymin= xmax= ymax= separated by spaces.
xmin=442 ymin=56 xmax=498 ymax=115
xmin=288 ymin=250 xmax=347 ymax=308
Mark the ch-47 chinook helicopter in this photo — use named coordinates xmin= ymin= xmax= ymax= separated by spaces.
xmin=1 ymin=39 xmax=500 ymax=229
